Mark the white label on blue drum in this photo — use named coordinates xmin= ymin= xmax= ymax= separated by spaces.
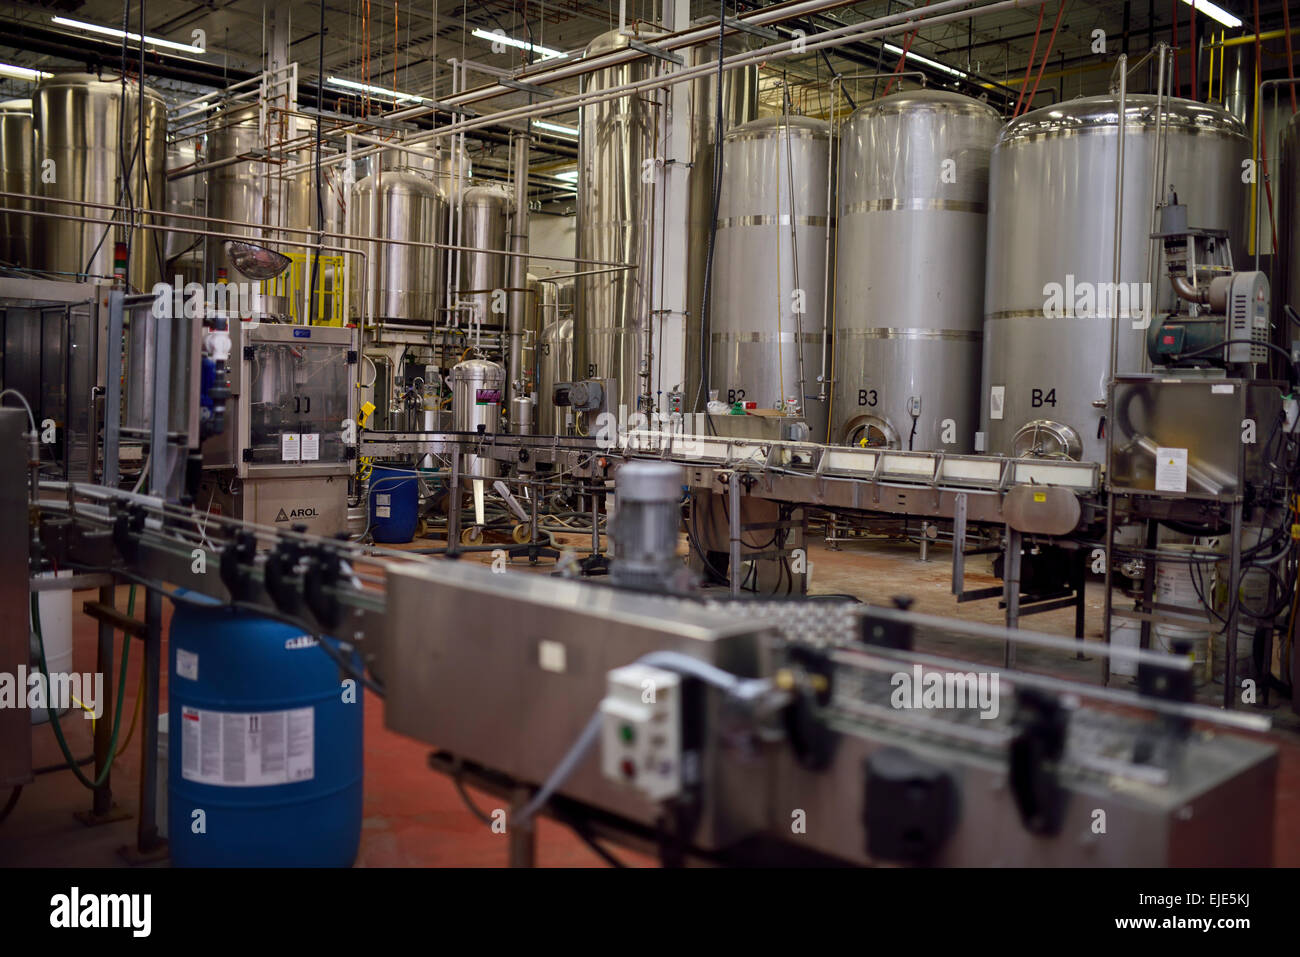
xmin=176 ymin=648 xmax=199 ymax=681
xmin=180 ymin=706 xmax=314 ymax=787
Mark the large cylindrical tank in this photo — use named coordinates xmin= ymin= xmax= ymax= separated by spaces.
xmin=710 ymin=115 xmax=832 ymax=440
xmin=164 ymin=137 xmax=205 ymax=285
xmin=450 ymin=358 xmax=505 ymax=478
xmin=683 ymin=35 xmax=759 ymax=410
xmin=0 ymin=99 xmax=34 ymax=267
xmin=537 ymin=318 xmax=573 ymax=435
xmin=576 ymin=30 xmax=660 ymax=414
xmin=168 ymin=600 xmax=364 ymax=867
xmin=1280 ymin=112 xmax=1300 ymax=353
xmin=981 ymin=95 xmax=1249 ymax=462
xmin=458 ymin=185 xmax=511 ymax=324
xmin=34 ymin=74 xmax=166 ymax=289
xmin=832 ymin=91 xmax=1000 ymax=450
xmin=350 ymin=167 xmax=448 ymax=322
xmin=557 ymin=280 xmax=575 ymax=320
xmin=205 ymin=103 xmax=264 ymax=284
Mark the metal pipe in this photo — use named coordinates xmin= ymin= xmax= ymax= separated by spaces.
xmin=2 ymin=190 xmax=626 ymax=268
xmin=508 ymin=132 xmax=530 ymax=409
xmin=1251 ymin=77 xmax=1300 ymax=270
xmin=1142 ymin=43 xmax=1169 ymax=358
xmin=278 ymin=0 xmax=1024 ymax=179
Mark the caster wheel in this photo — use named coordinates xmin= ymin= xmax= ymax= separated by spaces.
xmin=512 ymin=524 xmax=532 ymax=545
xmin=460 ymin=525 xmax=483 ymax=546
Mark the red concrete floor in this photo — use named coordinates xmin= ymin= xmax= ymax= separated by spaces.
xmin=2 ymin=539 xmax=1297 ymax=867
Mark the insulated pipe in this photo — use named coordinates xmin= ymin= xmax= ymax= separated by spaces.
xmin=507 ymin=132 xmax=531 ymax=409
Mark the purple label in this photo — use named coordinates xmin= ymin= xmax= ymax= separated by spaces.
xmin=475 ymin=388 xmax=501 ymax=405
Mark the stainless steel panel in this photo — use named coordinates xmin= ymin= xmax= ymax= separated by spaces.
xmin=981 ymin=95 xmax=1249 ymax=461
xmin=34 ymin=74 xmax=167 ymax=289
xmin=833 ymin=91 xmax=999 ymax=451
xmin=1109 ymin=374 xmax=1284 ymax=499
xmin=0 ymin=409 xmax=29 ymax=786
xmin=575 ymin=29 xmax=661 ymax=413
xmin=0 ymin=99 xmax=34 ymax=267
xmin=381 ymin=558 xmax=770 ymax=848
xmin=710 ymin=115 xmax=831 ymax=441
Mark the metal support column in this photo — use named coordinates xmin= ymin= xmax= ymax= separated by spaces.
xmin=448 ymin=449 xmax=462 ymax=554
xmin=1224 ymin=498 xmax=1244 ymax=709
xmin=1003 ymin=526 xmax=1022 ymax=667
xmin=91 ymin=584 xmax=115 ymax=818
xmin=508 ymin=786 xmax=537 ymax=867
xmin=729 ymin=471 xmax=742 ymax=596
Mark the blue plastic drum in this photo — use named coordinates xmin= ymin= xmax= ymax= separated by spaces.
xmin=168 ymin=598 xmax=364 ymax=867
xmin=368 ymin=466 xmax=419 ymax=543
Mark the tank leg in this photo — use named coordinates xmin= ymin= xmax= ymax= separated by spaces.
xmin=91 ymin=585 xmax=115 ymax=817
xmin=508 ymin=786 xmax=536 ymax=867
xmin=136 ymin=589 xmax=165 ymax=854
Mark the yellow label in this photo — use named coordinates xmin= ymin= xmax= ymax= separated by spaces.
xmin=1033 ymin=492 xmax=1047 ymax=503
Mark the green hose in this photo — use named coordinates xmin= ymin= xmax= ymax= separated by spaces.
xmin=30 ymin=586 xmax=133 ymax=790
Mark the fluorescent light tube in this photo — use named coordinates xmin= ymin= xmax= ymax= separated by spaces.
xmin=52 ymin=16 xmax=205 ymax=55
xmin=471 ymin=28 xmax=564 ymax=61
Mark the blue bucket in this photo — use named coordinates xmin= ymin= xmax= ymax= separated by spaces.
xmin=368 ymin=466 xmax=419 ymax=543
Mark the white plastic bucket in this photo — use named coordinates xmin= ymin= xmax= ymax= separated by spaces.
xmin=30 ymin=572 xmax=74 ymax=725
xmin=1153 ymin=553 xmax=1210 ymax=685
xmin=1110 ymin=616 xmax=1142 ymax=677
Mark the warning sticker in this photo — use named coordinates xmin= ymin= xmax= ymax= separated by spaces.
xmin=180 ymin=706 xmax=314 ymax=787
xmin=176 ymin=648 xmax=199 ymax=682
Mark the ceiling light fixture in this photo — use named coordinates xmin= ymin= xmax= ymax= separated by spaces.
xmin=51 ymin=16 xmax=205 ymax=55
xmin=881 ymin=41 xmax=967 ymax=80
xmin=533 ymin=120 xmax=578 ymax=137
xmin=326 ymin=76 xmax=425 ymax=103
xmin=1178 ymin=0 xmax=1242 ymax=29
xmin=471 ymin=28 xmax=564 ymax=61
xmin=553 ymin=170 xmax=579 ymax=183
xmin=0 ymin=63 xmax=52 ymax=81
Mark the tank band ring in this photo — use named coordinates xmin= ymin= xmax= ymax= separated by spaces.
xmin=726 ymin=129 xmax=826 ymax=144
xmin=985 ymin=309 xmax=1148 ymax=321
xmin=836 ymin=328 xmax=981 ymax=342
xmin=715 ymin=214 xmax=834 ymax=229
xmin=841 ymin=198 xmax=987 ymax=215
xmin=710 ymin=331 xmax=825 ymax=343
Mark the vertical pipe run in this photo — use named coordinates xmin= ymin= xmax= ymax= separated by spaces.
xmin=508 ymin=132 xmax=531 ymax=408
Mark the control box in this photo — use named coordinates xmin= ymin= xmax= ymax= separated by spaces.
xmin=600 ymin=664 xmax=681 ymax=802
xmin=1225 ymin=270 xmax=1269 ymax=365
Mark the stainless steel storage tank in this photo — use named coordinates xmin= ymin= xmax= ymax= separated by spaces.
xmin=0 ymin=99 xmax=33 ymax=267
xmin=537 ymin=318 xmax=574 ymax=435
xmin=205 ymin=103 xmax=263 ymax=282
xmin=34 ymin=74 xmax=166 ymax=289
xmin=575 ymin=29 xmax=660 ymax=414
xmin=350 ymin=165 xmax=448 ymax=323
xmin=458 ymin=185 xmax=511 ymax=325
xmin=450 ymin=357 xmax=505 ymax=478
xmin=164 ymin=137 xmax=205 ymax=285
xmin=709 ymin=115 xmax=832 ymax=441
xmin=981 ymin=95 xmax=1249 ymax=462
xmin=1278 ymin=111 xmax=1300 ymax=351
xmin=832 ymin=91 xmax=999 ymax=450
xmin=684 ymin=35 xmax=759 ymax=410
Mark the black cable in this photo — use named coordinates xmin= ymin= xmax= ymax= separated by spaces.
xmin=1173 ymin=337 xmax=1298 ymax=373
xmin=36 ymin=754 xmax=96 ymax=775
xmin=451 ymin=762 xmax=494 ymax=826
xmin=692 ymin=2 xmax=729 ymax=434
xmin=552 ymin=808 xmax=627 ymax=868
xmin=0 ymin=786 xmax=20 ymax=825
